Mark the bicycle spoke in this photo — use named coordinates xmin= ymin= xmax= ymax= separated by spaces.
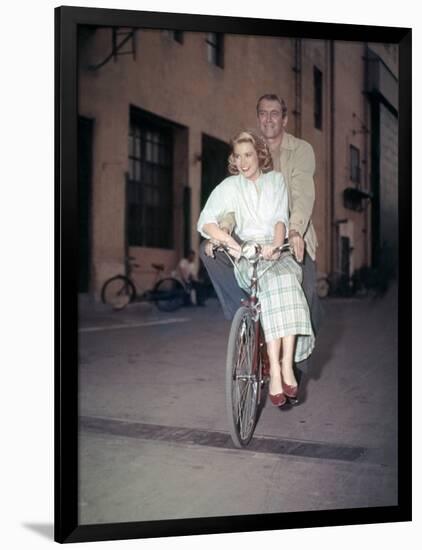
xmin=238 ymin=382 xmax=256 ymax=439
xmin=238 ymin=383 xmax=249 ymax=437
xmin=236 ymin=388 xmax=244 ymax=436
xmin=238 ymin=386 xmax=250 ymax=438
xmin=235 ymin=381 xmax=249 ymax=424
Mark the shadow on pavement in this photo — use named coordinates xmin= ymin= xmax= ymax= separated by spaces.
xmin=296 ymin=298 xmax=346 ymax=404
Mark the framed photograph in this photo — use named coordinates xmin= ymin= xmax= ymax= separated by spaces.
xmin=55 ymin=5 xmax=411 ymax=544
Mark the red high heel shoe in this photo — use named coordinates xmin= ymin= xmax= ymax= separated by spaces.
xmin=269 ymin=392 xmax=287 ymax=407
xmin=282 ymin=381 xmax=298 ymax=399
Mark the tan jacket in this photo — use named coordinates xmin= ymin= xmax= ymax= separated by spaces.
xmin=220 ymin=131 xmax=318 ymax=260
xmin=273 ymin=132 xmax=318 ymax=260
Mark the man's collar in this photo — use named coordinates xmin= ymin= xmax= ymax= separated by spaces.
xmin=280 ymin=132 xmax=295 ymax=151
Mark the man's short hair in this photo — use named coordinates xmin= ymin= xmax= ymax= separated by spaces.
xmin=256 ymin=94 xmax=288 ymax=118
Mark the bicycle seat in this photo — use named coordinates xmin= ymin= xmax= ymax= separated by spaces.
xmin=151 ymin=263 xmax=165 ymax=271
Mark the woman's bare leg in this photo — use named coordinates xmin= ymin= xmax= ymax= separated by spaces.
xmin=280 ymin=334 xmax=297 ymax=387
xmin=267 ymin=338 xmax=283 ymax=395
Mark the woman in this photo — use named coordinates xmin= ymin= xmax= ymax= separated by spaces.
xmin=197 ymin=130 xmax=314 ymax=407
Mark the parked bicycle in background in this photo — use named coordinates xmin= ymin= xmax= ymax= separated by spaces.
xmin=101 ymin=255 xmax=186 ymax=312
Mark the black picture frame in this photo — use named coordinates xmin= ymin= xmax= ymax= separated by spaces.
xmin=55 ymin=5 xmax=412 ymax=544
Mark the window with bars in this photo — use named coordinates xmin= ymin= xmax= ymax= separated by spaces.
xmin=314 ymin=66 xmax=323 ymax=130
xmin=128 ymin=114 xmax=174 ymax=248
xmin=350 ymin=145 xmax=361 ymax=184
xmin=206 ymin=32 xmax=224 ymax=68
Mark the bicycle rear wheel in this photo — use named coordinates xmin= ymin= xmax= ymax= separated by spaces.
xmin=226 ymin=306 xmax=260 ymax=448
xmin=101 ymin=275 xmax=135 ymax=310
xmin=153 ymin=278 xmax=185 ymax=312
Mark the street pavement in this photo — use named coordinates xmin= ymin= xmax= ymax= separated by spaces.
xmin=77 ymin=285 xmax=398 ymax=525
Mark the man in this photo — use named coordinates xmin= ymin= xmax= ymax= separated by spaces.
xmin=256 ymin=94 xmax=321 ymax=334
xmin=200 ymin=94 xmax=321 ymax=351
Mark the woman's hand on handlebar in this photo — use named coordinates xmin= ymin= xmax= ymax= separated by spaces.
xmin=261 ymin=244 xmax=281 ymax=260
xmin=204 ymin=237 xmax=241 ymax=260
xmin=224 ymin=236 xmax=241 ymax=260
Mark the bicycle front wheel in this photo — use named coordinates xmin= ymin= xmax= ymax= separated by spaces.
xmin=226 ymin=306 xmax=259 ymax=448
xmin=101 ymin=275 xmax=135 ymax=310
xmin=153 ymin=278 xmax=185 ymax=312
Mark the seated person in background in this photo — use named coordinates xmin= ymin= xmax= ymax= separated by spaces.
xmin=177 ymin=249 xmax=206 ymax=306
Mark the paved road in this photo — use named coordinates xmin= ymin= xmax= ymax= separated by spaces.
xmin=78 ymin=286 xmax=398 ymax=524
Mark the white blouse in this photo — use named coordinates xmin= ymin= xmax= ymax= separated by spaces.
xmin=197 ymin=170 xmax=289 ymax=241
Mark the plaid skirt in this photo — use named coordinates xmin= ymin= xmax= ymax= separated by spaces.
xmin=234 ymin=248 xmax=315 ymax=363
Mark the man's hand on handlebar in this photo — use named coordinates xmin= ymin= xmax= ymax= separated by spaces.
xmin=288 ymin=230 xmax=305 ymax=263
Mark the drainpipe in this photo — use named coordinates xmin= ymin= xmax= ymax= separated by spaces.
xmin=330 ymin=41 xmax=336 ymax=275
xmin=363 ymin=43 xmax=370 ymax=267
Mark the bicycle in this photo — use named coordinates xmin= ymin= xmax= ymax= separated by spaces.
xmin=101 ymin=255 xmax=186 ymax=312
xmin=214 ymin=240 xmax=295 ymax=448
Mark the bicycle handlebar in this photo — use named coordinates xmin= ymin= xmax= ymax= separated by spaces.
xmin=213 ymin=240 xmax=293 ymax=262
xmin=211 ymin=240 xmax=298 ymax=294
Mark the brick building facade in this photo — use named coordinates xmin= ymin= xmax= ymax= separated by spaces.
xmin=77 ymin=27 xmax=398 ymax=298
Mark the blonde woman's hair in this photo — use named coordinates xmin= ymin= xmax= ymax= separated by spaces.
xmin=228 ymin=130 xmax=273 ymax=175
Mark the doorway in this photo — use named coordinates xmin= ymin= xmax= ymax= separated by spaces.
xmin=200 ymin=134 xmax=230 ymax=208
